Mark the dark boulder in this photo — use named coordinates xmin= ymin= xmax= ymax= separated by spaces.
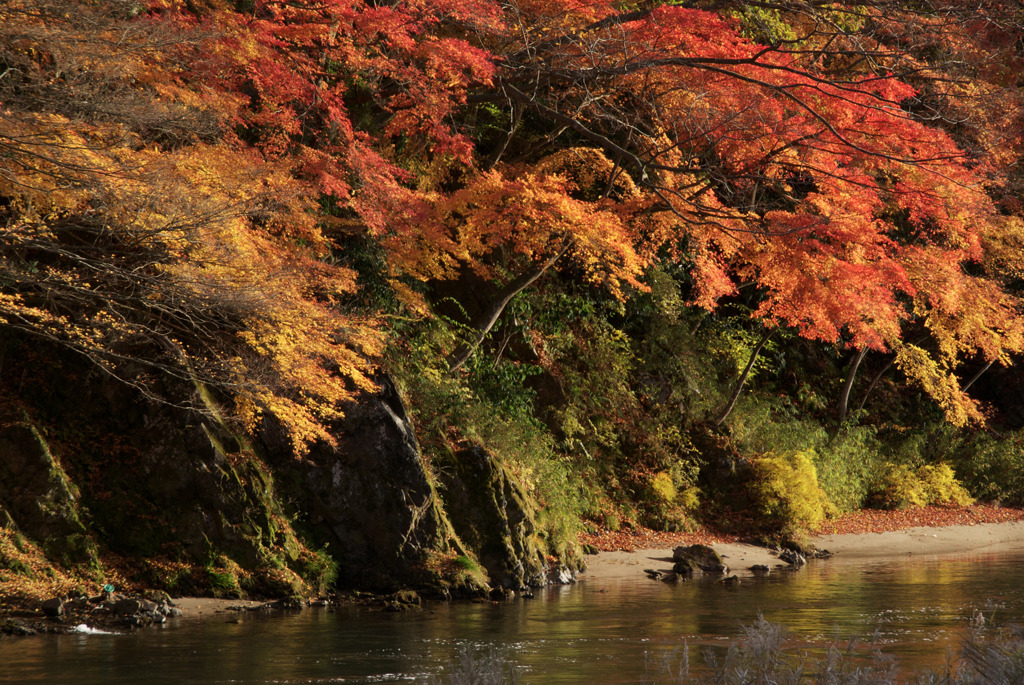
xmin=672 ymin=559 xmax=700 ymax=575
xmin=40 ymin=598 xmax=64 ymax=617
xmin=672 ymin=544 xmax=729 ymax=574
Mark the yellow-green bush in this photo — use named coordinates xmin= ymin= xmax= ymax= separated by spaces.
xmin=869 ymin=463 xmax=974 ymax=510
xmin=643 ymin=469 xmax=700 ymax=532
xmin=920 ymin=464 xmax=975 ymax=507
xmin=749 ymin=450 xmax=834 ymax=537
xmin=649 ymin=471 xmax=676 ymax=503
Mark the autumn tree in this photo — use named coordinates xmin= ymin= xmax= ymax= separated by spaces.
xmin=435 ymin=0 xmax=1024 ymax=425
xmin=0 ymin=0 xmax=384 ymax=452
xmin=6 ymin=0 xmax=1024 ymax=455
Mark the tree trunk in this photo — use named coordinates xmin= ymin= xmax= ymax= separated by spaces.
xmin=836 ymin=347 xmax=868 ymax=423
xmin=714 ymin=328 xmax=774 ymax=426
xmin=446 ymin=241 xmax=571 ymax=373
xmin=855 ymin=354 xmax=896 ymax=414
xmin=962 ymin=359 xmax=994 ymax=392
xmin=481 ymin=101 xmax=522 ymax=171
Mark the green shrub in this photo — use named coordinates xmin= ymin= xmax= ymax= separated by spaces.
xmin=727 ymin=399 xmax=882 ymax=513
xmin=601 ymin=512 xmax=621 ymax=532
xmin=869 ymin=464 xmax=928 ymax=509
xmin=813 ymin=427 xmax=880 ymax=512
xmin=642 ymin=468 xmax=700 ymax=532
xmin=391 ymin=316 xmax=588 ymax=560
xmin=945 ymin=432 xmax=1024 ymax=505
xmin=749 ymin=450 xmax=835 ymax=537
xmin=728 ymin=401 xmax=826 ymax=460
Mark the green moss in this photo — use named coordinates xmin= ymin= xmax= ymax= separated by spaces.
xmin=297 ymin=547 xmax=338 ymax=595
xmin=415 ymin=550 xmax=488 ymax=595
xmin=206 ymin=556 xmax=245 ymax=598
xmin=453 ymin=555 xmax=479 ymax=572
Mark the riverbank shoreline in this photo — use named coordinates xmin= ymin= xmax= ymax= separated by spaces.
xmin=6 ymin=506 xmax=1024 ymax=635
xmin=582 ymin=516 xmax=1024 ymax=582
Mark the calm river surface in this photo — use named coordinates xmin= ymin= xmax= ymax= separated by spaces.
xmin=4 ymin=548 xmax=1024 ymax=684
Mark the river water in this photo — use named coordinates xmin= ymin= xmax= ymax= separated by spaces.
xmin=4 ymin=548 xmax=1024 ymax=684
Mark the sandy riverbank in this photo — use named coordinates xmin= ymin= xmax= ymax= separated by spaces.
xmin=10 ymin=519 xmax=1024 ymax=634
xmin=171 ymin=597 xmax=272 ymax=620
xmin=581 ymin=520 xmax=1024 ymax=582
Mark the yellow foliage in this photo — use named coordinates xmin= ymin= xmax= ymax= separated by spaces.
xmin=894 ymin=344 xmax=983 ymax=427
xmin=920 ymin=464 xmax=975 ymax=507
xmin=871 ymin=463 xmax=974 ymax=510
xmin=649 ymin=471 xmax=677 ymax=504
xmin=0 ymin=15 xmax=381 ymax=456
xmin=749 ymin=450 xmax=835 ymax=537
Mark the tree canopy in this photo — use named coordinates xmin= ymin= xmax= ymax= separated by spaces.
xmin=3 ymin=0 xmax=1024 ymax=448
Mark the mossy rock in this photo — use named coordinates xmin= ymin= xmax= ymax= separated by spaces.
xmin=258 ymin=374 xmax=465 ymax=592
xmin=672 ymin=559 xmax=700 ymax=575
xmin=0 ymin=421 xmax=102 ymax=576
xmin=253 ymin=567 xmax=307 ymax=597
xmin=438 ymin=444 xmax=551 ymax=589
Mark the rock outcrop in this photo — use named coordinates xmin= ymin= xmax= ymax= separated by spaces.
xmin=0 ymin=336 xmax=575 ymax=599
xmin=258 ymin=374 xmax=466 ymax=591
xmin=438 ymin=444 xmax=549 ymax=590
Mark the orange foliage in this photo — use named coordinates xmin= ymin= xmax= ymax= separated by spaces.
xmin=0 ymin=0 xmax=384 ymax=453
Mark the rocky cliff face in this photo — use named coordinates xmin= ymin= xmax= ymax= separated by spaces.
xmin=439 ymin=444 xmax=552 ymax=590
xmin=257 ymin=374 xmax=465 ymax=591
xmin=0 ymin=335 xmax=578 ymax=598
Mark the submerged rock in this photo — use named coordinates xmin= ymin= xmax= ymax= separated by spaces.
xmin=384 ymin=589 xmax=423 ymax=612
xmin=779 ymin=549 xmax=806 ymax=566
xmin=548 ymin=566 xmax=579 ymax=584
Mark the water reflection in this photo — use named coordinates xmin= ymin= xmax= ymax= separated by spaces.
xmin=2 ymin=549 xmax=1024 ymax=684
